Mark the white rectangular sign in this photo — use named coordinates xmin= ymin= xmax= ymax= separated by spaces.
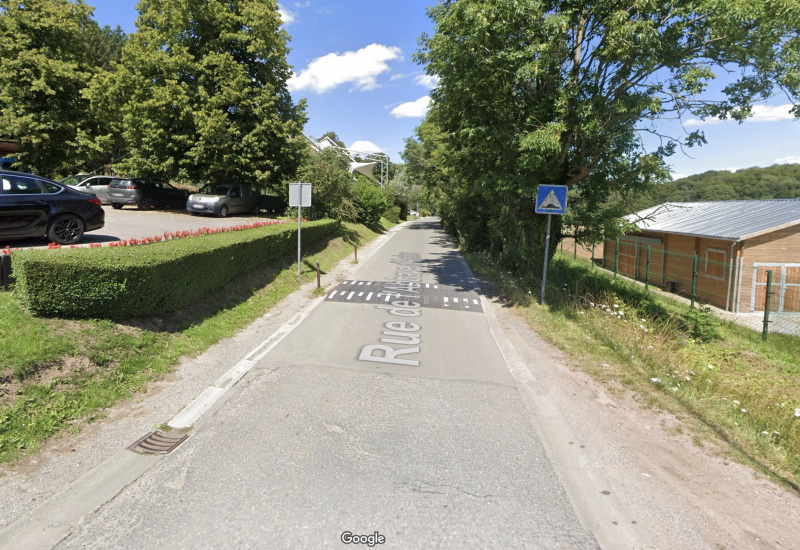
xmin=289 ymin=182 xmax=312 ymax=207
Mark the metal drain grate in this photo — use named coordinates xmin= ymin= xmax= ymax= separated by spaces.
xmin=129 ymin=430 xmax=188 ymax=455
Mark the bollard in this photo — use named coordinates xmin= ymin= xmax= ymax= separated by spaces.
xmin=355 ymin=245 xmax=358 ymax=262
xmin=317 ymin=260 xmax=321 ymax=288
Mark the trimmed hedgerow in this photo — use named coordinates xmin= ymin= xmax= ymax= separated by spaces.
xmin=12 ymin=220 xmax=338 ymax=319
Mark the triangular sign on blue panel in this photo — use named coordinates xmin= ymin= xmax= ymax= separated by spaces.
xmin=535 ymin=185 xmax=568 ymax=215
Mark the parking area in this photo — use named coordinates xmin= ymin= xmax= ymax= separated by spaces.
xmin=2 ymin=207 xmax=270 ymax=250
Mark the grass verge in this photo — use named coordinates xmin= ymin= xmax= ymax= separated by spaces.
xmin=464 ymin=250 xmax=800 ymax=491
xmin=0 ymin=219 xmax=392 ymax=463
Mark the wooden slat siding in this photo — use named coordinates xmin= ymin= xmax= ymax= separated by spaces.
xmin=618 ymin=239 xmax=637 ymax=277
xmin=739 ymin=224 xmax=800 ymax=312
xmin=663 ymin=233 xmax=696 ymax=292
xmin=603 ymin=239 xmax=615 ymax=270
xmin=636 ymin=232 xmax=665 ymax=287
xmin=694 ymin=236 xmax=736 ymax=310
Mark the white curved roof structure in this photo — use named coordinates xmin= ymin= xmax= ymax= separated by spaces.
xmin=306 ymin=135 xmax=388 ymax=187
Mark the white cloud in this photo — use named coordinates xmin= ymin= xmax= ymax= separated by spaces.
xmin=684 ymin=116 xmax=721 ymax=126
xmin=684 ymin=104 xmax=795 ymax=126
xmin=750 ymin=104 xmax=795 ymax=122
xmin=288 ymin=44 xmax=403 ymax=93
xmin=349 ymin=141 xmax=383 ymax=153
xmin=278 ymin=4 xmax=296 ymax=25
xmin=414 ymin=74 xmax=439 ymax=88
xmin=775 ymin=155 xmax=800 ymax=165
xmin=390 ymin=96 xmax=431 ymax=118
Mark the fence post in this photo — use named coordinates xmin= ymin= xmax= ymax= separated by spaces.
xmin=591 ymin=244 xmax=595 ymax=269
xmin=691 ymin=254 xmax=698 ymax=308
xmin=645 ymin=245 xmax=651 ymax=291
xmin=574 ymin=240 xmax=577 ymax=260
xmin=614 ymin=238 xmax=619 ymax=279
xmin=762 ymin=270 xmax=773 ymax=342
xmin=0 ymin=254 xmax=13 ymax=289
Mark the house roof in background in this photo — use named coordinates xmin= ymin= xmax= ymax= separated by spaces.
xmin=630 ymin=200 xmax=800 ymax=241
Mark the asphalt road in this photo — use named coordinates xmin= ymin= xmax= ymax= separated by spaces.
xmin=2 ymin=218 xmax=599 ymax=549
xmin=3 ymin=206 xmax=267 ymax=249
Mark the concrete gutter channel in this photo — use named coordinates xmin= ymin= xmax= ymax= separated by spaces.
xmin=0 ymin=219 xmax=637 ymax=548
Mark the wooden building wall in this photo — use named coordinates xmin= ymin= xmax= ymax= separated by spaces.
xmin=603 ymin=222 xmax=800 ymax=313
xmin=737 ymin=224 xmax=800 ymax=312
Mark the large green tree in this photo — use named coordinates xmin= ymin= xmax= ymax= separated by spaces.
xmin=104 ymin=0 xmax=306 ymax=187
xmin=0 ymin=0 xmax=121 ymax=177
xmin=415 ymin=0 xmax=800 ymax=272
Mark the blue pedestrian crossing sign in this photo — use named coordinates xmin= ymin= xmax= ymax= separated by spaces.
xmin=535 ymin=185 xmax=568 ymax=215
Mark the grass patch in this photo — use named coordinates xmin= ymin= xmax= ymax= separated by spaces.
xmin=0 ymin=219 xmax=391 ymax=463
xmin=464 ymin=250 xmax=800 ymax=491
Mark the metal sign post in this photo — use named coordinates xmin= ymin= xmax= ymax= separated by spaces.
xmin=289 ymin=183 xmax=312 ymax=276
xmin=535 ymin=185 xmax=568 ymax=305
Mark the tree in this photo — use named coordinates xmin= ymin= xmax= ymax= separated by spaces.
xmin=415 ymin=0 xmax=800 ymax=272
xmin=294 ymin=148 xmax=356 ymax=221
xmin=107 ymin=0 xmax=307 ymax=188
xmin=0 ymin=0 xmax=112 ymax=177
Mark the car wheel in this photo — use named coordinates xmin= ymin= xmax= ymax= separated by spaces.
xmin=217 ymin=204 xmax=229 ymax=218
xmin=111 ymin=203 xmax=123 ymax=210
xmin=47 ymin=215 xmax=85 ymax=245
xmin=138 ymin=196 xmax=154 ymax=211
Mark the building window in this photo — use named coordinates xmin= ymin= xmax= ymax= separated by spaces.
xmin=705 ymin=248 xmax=726 ymax=280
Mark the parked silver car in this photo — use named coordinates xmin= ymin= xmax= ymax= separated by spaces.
xmin=186 ymin=183 xmax=260 ymax=217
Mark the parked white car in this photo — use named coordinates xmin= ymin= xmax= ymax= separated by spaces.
xmin=187 ymin=183 xmax=260 ymax=217
xmin=67 ymin=175 xmax=117 ymax=204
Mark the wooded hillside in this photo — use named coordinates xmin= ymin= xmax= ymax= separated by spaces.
xmin=636 ymin=164 xmax=800 ymax=210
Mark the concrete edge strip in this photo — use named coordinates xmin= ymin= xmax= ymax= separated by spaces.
xmin=0 ymin=451 xmax=161 ymax=550
xmin=473 ymin=270 xmax=645 ymax=547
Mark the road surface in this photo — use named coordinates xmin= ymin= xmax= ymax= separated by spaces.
xmin=2 ymin=218 xmax=601 ymax=548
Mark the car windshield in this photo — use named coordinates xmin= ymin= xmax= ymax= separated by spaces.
xmin=199 ymin=184 xmax=231 ymax=195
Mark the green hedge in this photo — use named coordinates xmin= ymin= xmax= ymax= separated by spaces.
xmin=12 ymin=220 xmax=338 ymax=320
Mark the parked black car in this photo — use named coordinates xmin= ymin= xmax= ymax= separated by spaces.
xmin=0 ymin=170 xmax=105 ymax=245
xmin=107 ymin=178 xmax=189 ymax=210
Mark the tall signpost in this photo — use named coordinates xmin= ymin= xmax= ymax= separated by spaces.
xmin=289 ymin=183 xmax=312 ymax=276
xmin=535 ymin=185 xmax=568 ymax=305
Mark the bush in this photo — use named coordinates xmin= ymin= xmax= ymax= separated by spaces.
xmin=12 ymin=220 xmax=338 ymax=319
xmin=353 ymin=179 xmax=390 ymax=226
xmin=381 ymin=205 xmax=401 ymax=224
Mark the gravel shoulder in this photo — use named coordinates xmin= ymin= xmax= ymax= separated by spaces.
xmin=492 ymin=300 xmax=800 ymax=549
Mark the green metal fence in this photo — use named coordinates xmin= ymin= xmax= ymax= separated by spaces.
xmin=558 ymin=237 xmax=800 ymax=340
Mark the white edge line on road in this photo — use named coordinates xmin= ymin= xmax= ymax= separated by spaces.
xmin=165 ymin=220 xmax=413 ymax=431
xmin=167 ymin=295 xmax=327 ymax=430
xmin=0 ymin=220 xmax=415 ymax=550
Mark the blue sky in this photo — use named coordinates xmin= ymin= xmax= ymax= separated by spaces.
xmin=87 ymin=0 xmax=800 ymax=179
